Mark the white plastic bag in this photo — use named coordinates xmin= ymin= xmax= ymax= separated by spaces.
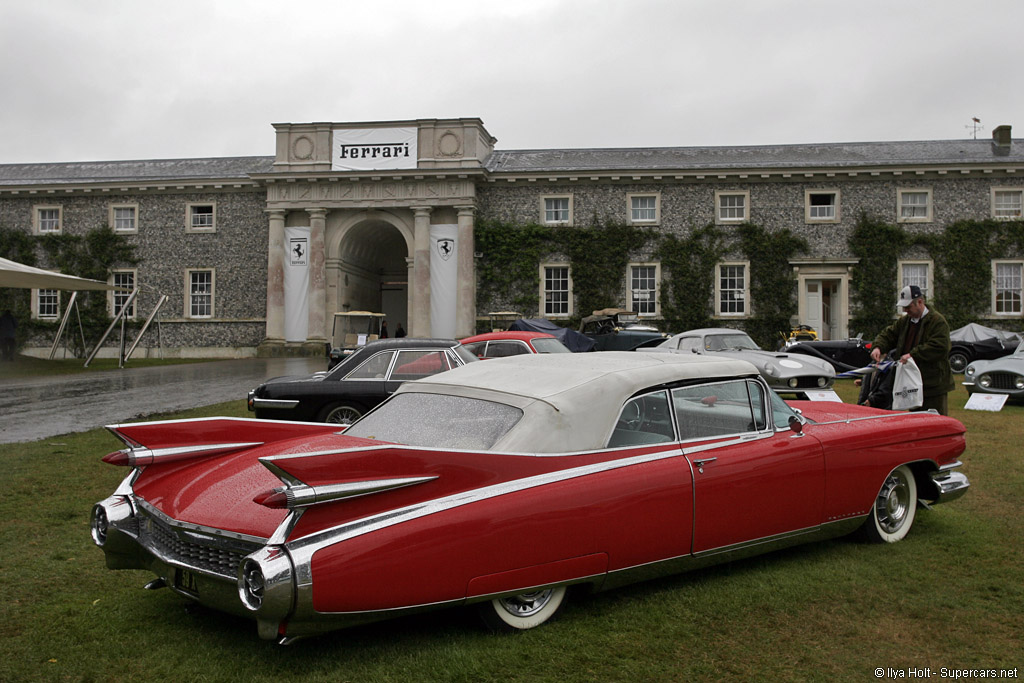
xmin=892 ymin=357 xmax=924 ymax=410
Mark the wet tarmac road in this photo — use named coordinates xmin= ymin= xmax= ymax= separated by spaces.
xmin=0 ymin=357 xmax=323 ymax=444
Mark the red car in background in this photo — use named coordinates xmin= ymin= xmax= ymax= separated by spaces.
xmin=461 ymin=330 xmax=571 ymax=358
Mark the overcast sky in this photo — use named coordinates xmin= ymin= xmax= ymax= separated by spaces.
xmin=1 ymin=0 xmax=1021 ymax=164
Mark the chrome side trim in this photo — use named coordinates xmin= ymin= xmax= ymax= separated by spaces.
xmin=811 ymin=411 xmax=941 ymax=426
xmin=600 ymin=517 xmax=864 ymax=592
xmin=250 ymin=398 xmax=300 ymax=410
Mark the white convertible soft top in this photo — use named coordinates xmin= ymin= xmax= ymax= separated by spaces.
xmin=395 ymin=352 xmax=759 ymax=453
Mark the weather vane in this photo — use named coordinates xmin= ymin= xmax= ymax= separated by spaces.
xmin=966 ymin=117 xmax=983 ymax=139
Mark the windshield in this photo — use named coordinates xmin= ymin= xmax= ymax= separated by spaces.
xmin=767 ymin=389 xmax=802 ymax=429
xmin=345 ymin=393 xmax=523 ymax=450
xmin=705 ymin=334 xmax=760 ymax=351
xmin=531 ymin=337 xmax=571 ymax=354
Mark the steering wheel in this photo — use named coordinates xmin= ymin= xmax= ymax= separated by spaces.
xmin=620 ymin=399 xmax=645 ymax=430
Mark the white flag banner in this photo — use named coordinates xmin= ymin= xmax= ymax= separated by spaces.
xmin=429 ymin=224 xmax=458 ymax=338
xmin=332 ymin=127 xmax=417 ymax=171
xmin=284 ymin=226 xmax=310 ymax=342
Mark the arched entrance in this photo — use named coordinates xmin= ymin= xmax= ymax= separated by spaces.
xmin=329 ymin=213 xmax=411 ymax=337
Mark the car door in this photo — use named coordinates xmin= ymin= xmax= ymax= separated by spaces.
xmin=338 ymin=349 xmax=398 ymax=410
xmin=673 ymin=379 xmax=825 ymax=554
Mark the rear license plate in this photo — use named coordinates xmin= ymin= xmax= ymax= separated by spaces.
xmin=176 ymin=568 xmax=199 ymax=596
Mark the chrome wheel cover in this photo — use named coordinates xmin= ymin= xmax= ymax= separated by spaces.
xmin=497 ymin=589 xmax=555 ymax=618
xmin=875 ymin=470 xmax=911 ymax=534
xmin=325 ymin=406 xmax=361 ymax=425
xmin=949 ymin=352 xmax=969 ymax=373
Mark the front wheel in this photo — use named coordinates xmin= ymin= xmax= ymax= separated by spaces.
xmin=859 ymin=465 xmax=918 ymax=543
xmin=318 ymin=402 xmax=363 ymax=426
xmin=949 ymin=350 xmax=970 ymax=374
xmin=478 ymin=586 xmax=567 ymax=632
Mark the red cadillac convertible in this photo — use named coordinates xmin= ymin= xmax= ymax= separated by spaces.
xmin=91 ymin=353 xmax=968 ymax=643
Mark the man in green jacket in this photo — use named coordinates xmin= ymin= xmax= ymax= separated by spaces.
xmin=870 ymin=285 xmax=954 ymax=415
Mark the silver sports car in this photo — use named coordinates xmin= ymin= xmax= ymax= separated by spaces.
xmin=963 ymin=341 xmax=1024 ymax=401
xmin=645 ymin=328 xmax=836 ymax=399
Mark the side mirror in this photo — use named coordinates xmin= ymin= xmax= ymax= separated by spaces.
xmin=788 ymin=415 xmax=803 ymax=435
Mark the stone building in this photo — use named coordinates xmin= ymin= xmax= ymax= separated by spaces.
xmin=0 ymin=118 xmax=1021 ymax=357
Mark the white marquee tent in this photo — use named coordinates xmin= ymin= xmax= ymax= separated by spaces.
xmin=0 ymin=256 xmax=119 ymax=291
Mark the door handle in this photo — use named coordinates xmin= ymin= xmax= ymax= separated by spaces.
xmin=692 ymin=457 xmax=717 ymax=471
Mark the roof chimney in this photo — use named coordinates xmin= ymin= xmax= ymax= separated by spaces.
xmin=992 ymin=125 xmax=1012 ymax=155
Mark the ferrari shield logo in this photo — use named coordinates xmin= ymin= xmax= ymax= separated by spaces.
xmin=289 ymin=237 xmax=308 ymax=266
xmin=435 ymin=238 xmax=455 ymax=261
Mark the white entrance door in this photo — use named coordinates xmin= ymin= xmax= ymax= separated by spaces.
xmin=805 ymin=281 xmax=822 ymax=336
xmin=804 ymin=279 xmax=840 ymax=340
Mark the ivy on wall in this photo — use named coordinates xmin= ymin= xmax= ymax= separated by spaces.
xmin=0 ymin=229 xmax=38 ymax=339
xmin=929 ymin=219 xmax=1024 ymax=329
xmin=474 ymin=217 xmax=652 ymax=326
xmin=0 ymin=226 xmax=139 ymax=355
xmin=737 ymin=223 xmax=808 ymax=348
xmin=557 ymin=216 xmax=653 ymax=320
xmin=474 ymin=218 xmax=808 ymax=348
xmin=474 ymin=219 xmax=555 ymax=315
xmin=848 ymin=215 xmax=1024 ymax=337
xmin=655 ymin=224 xmax=727 ymax=333
xmin=848 ymin=214 xmax=918 ymax=337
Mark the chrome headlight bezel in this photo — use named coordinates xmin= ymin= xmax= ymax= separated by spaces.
xmin=979 ymin=374 xmax=992 ymax=388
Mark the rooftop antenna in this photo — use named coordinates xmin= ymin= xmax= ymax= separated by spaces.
xmin=965 ymin=117 xmax=983 ymax=139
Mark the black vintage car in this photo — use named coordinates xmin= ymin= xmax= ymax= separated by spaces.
xmin=579 ymin=308 xmax=667 ymax=351
xmin=248 ymin=338 xmax=477 ymax=425
xmin=785 ymin=337 xmax=873 ymax=373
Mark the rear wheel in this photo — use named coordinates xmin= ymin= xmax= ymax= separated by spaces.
xmin=478 ymin=586 xmax=568 ymax=632
xmin=859 ymin=465 xmax=918 ymax=543
xmin=318 ymin=403 xmax=363 ymax=426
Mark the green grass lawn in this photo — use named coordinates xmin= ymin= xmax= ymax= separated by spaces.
xmin=0 ymin=382 xmax=1021 ymax=682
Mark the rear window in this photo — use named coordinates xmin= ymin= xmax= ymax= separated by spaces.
xmin=345 ymin=393 xmax=523 ymax=450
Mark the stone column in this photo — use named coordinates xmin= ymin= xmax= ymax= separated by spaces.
xmin=411 ymin=206 xmax=432 ymax=337
xmin=306 ymin=208 xmax=328 ymax=346
xmin=455 ymin=205 xmax=476 ymax=337
xmin=263 ymin=209 xmax=286 ymax=347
